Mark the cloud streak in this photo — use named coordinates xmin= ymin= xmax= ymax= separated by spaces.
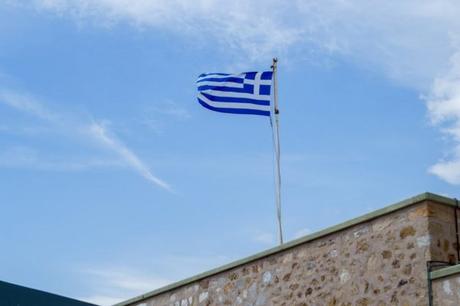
xmin=28 ymin=0 xmax=460 ymax=183
xmin=31 ymin=0 xmax=303 ymax=61
xmin=0 ymin=90 xmax=60 ymax=122
xmin=293 ymin=228 xmax=312 ymax=239
xmin=78 ymin=267 xmax=172 ymax=306
xmin=252 ymin=231 xmax=275 ymax=245
xmin=0 ymin=146 xmax=123 ymax=171
xmin=76 ymin=254 xmax=229 ymax=306
xmin=87 ymin=122 xmax=172 ymax=191
xmin=28 ymin=1 xmax=459 ymax=84
xmin=0 ymin=89 xmax=171 ymax=191
xmin=7 ymin=1 xmax=460 ymax=183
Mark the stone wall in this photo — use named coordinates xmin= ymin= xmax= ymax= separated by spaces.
xmin=430 ymin=201 xmax=460 ymax=305
xmin=432 ymin=270 xmax=460 ymax=305
xmin=427 ymin=203 xmax=459 ymax=264
xmin=117 ymin=193 xmax=459 ymax=306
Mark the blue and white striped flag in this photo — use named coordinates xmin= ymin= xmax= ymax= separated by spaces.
xmin=196 ymin=71 xmax=273 ymax=116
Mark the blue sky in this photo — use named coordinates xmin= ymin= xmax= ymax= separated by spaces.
xmin=1 ymin=1 xmax=460 ymax=305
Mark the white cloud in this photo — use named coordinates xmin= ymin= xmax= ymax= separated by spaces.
xmin=0 ymin=89 xmax=171 ymax=191
xmin=76 ymin=255 xmax=229 ymax=306
xmin=427 ymin=51 xmax=460 ymax=184
xmin=147 ymin=100 xmax=191 ymax=121
xmin=427 ymin=52 xmax=460 ymax=124
xmin=252 ymin=231 xmax=275 ymax=245
xmin=140 ymin=100 xmax=191 ymax=134
xmin=30 ymin=0 xmax=303 ymax=61
xmin=430 ymin=159 xmax=460 ymax=185
xmin=27 ymin=1 xmax=459 ymax=85
xmin=85 ymin=268 xmax=171 ymax=292
xmin=254 ymin=228 xmax=313 ymax=244
xmin=0 ymin=90 xmax=60 ymax=122
xmin=0 ymin=146 xmax=123 ymax=171
xmin=87 ymin=122 xmax=172 ymax=191
xmin=8 ymin=1 xmax=460 ymax=182
xmin=293 ymin=227 xmax=312 ymax=239
xmin=78 ymin=267 xmax=172 ymax=306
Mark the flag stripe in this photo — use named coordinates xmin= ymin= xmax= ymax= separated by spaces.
xmin=197 ymin=84 xmax=253 ymax=93
xmin=200 ymin=89 xmax=269 ymax=101
xmin=197 ymin=74 xmax=233 ymax=82
xmin=196 ymin=77 xmax=243 ymax=84
xmin=197 ymin=97 xmax=270 ymax=116
xmin=198 ymin=93 xmax=270 ymax=112
xmin=197 ymin=81 xmax=244 ymax=88
xmin=244 ymin=79 xmax=272 ymax=85
xmin=198 ymin=73 xmax=231 ymax=78
xmin=200 ymin=92 xmax=270 ymax=106
xmin=197 ymin=79 xmax=272 ymax=88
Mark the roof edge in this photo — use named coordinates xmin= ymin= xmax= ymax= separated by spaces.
xmin=115 ymin=192 xmax=456 ymax=306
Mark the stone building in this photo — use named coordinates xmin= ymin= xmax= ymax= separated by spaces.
xmin=115 ymin=193 xmax=460 ymax=306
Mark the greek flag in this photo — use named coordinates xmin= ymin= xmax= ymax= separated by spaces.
xmin=196 ymin=71 xmax=273 ymax=116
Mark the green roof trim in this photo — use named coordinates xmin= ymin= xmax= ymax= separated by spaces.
xmin=115 ymin=192 xmax=456 ymax=306
xmin=430 ymin=264 xmax=460 ymax=280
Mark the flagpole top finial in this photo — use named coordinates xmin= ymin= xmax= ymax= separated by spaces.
xmin=271 ymin=58 xmax=278 ymax=69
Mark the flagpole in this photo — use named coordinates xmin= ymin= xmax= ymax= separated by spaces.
xmin=271 ymin=58 xmax=284 ymax=245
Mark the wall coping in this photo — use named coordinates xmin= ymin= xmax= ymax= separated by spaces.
xmin=115 ymin=192 xmax=456 ymax=306
xmin=430 ymin=264 xmax=460 ymax=280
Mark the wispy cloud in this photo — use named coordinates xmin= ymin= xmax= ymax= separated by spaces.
xmin=293 ymin=227 xmax=312 ymax=239
xmin=78 ymin=267 xmax=172 ymax=306
xmin=77 ymin=254 xmax=229 ymax=306
xmin=22 ymin=1 xmax=460 ymax=183
xmin=0 ymin=89 xmax=171 ymax=191
xmin=140 ymin=100 xmax=191 ymax=135
xmin=0 ymin=90 xmax=60 ymax=122
xmin=6 ymin=2 xmax=460 ymax=182
xmin=29 ymin=0 xmax=302 ymax=62
xmin=0 ymin=146 xmax=123 ymax=171
xmin=23 ymin=0 xmax=460 ymax=183
xmin=26 ymin=1 xmax=458 ymax=82
xmin=253 ymin=228 xmax=313 ymax=244
xmin=252 ymin=231 xmax=275 ymax=245
xmin=87 ymin=122 xmax=172 ymax=191
xmin=148 ymin=100 xmax=191 ymax=120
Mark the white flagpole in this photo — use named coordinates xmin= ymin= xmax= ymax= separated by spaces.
xmin=271 ymin=58 xmax=284 ymax=245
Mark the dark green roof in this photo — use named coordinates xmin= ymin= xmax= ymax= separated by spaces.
xmin=0 ymin=280 xmax=98 ymax=306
